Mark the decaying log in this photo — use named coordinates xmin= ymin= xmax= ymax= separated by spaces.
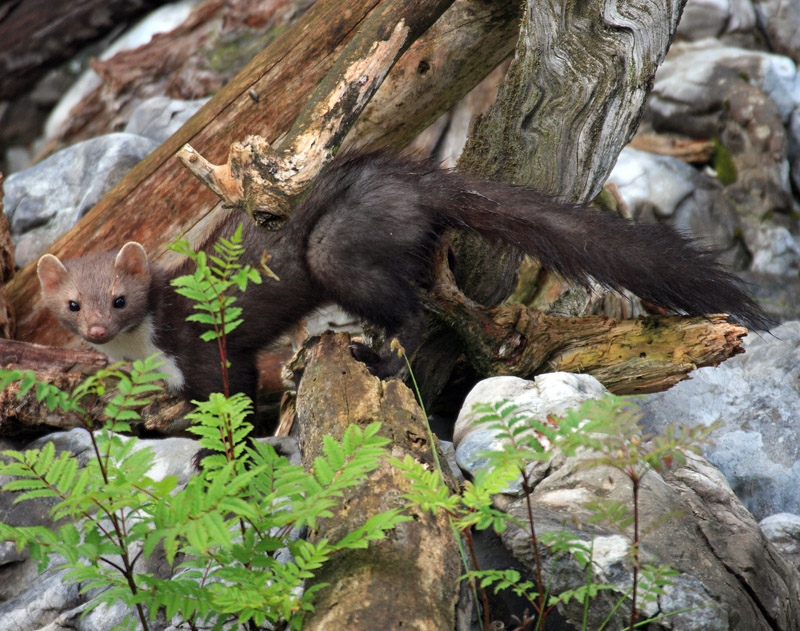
xmin=0 ymin=338 xmax=106 ymax=373
xmin=345 ymin=0 xmax=522 ymax=150
xmin=425 ymin=244 xmax=748 ymax=395
xmin=178 ymin=0 xmax=457 ymax=222
xmin=0 ymin=338 xmax=189 ymax=436
xmin=0 ymin=369 xmax=91 ymax=437
xmin=292 ymin=332 xmax=462 ymax=631
xmin=0 ymin=372 xmax=189 ymax=437
xmin=628 ymin=133 xmax=715 ymax=163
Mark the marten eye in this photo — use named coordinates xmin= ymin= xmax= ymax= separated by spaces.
xmin=113 ymin=296 xmax=126 ymax=309
xmin=68 ymin=301 xmax=80 ymax=312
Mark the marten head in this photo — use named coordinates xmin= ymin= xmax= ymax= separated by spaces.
xmin=37 ymin=243 xmax=152 ymax=345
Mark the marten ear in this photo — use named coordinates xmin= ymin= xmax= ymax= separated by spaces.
xmin=37 ymin=254 xmax=69 ymax=294
xmin=115 ymin=242 xmax=149 ymax=277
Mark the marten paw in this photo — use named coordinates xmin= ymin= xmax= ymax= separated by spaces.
xmin=348 ymin=341 xmax=383 ymax=371
xmin=349 ymin=342 xmax=405 ymax=379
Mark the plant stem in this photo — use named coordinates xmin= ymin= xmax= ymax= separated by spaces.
xmin=628 ymin=474 xmax=640 ymax=631
xmin=463 ymin=527 xmax=491 ymax=631
xmin=521 ymin=472 xmax=547 ymax=630
xmin=204 ymin=269 xmax=230 ymax=398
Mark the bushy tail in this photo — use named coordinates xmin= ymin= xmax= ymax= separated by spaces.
xmin=434 ymin=174 xmax=771 ymax=331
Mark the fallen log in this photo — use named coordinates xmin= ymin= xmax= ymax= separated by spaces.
xmin=292 ymin=332 xmax=462 ymax=631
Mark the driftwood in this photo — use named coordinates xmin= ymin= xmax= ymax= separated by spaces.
xmin=292 ymin=332 xmax=462 ymax=630
xmin=629 ymin=133 xmax=716 ymax=163
xmin=0 ymin=338 xmax=106 ymax=372
xmin=3 ymin=0 xmax=526 ymax=441
xmin=177 ymin=0 xmax=458 ymax=220
xmin=0 ymin=375 xmax=189 ymax=437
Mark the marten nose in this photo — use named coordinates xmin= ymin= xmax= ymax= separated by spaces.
xmin=87 ymin=324 xmax=109 ymax=341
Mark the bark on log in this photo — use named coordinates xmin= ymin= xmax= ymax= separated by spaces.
xmin=293 ymin=332 xmax=462 ymax=631
xmin=461 ymin=0 xmax=686 ymax=199
xmin=628 ymin=133 xmax=715 ymax=163
xmin=0 ymin=369 xmax=89 ymax=436
xmin=0 ymin=0 xmax=171 ymax=100
xmin=346 ymin=0 xmax=522 ymax=150
xmin=9 ymin=0 xmax=521 ymax=348
xmin=0 ymin=338 xmax=188 ymax=436
xmin=0 ymin=379 xmax=189 ymax=436
xmin=0 ymin=338 xmax=106 ymax=372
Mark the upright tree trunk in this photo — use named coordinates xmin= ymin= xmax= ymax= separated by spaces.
xmin=413 ymin=0 xmax=688 ymax=404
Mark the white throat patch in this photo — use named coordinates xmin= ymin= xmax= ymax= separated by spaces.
xmin=91 ymin=315 xmax=185 ymax=391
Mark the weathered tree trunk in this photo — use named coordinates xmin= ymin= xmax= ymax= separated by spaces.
xmin=412 ymin=0 xmax=689 ymax=403
xmin=346 ymin=0 xmax=522 ymax=150
xmin=0 ymin=0 xmax=171 ymax=100
xmin=293 ymin=332 xmax=462 ymax=630
xmin=0 ymin=338 xmax=190 ymax=436
xmin=0 ymin=338 xmax=105 ymax=372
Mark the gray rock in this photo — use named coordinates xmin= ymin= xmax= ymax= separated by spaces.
xmin=453 ymin=374 xmax=608 ymax=447
xmin=124 ymin=96 xmax=209 ymax=145
xmin=607 ymin=148 xmax=747 ymax=266
xmin=750 ymin=224 xmax=800 ymax=275
xmin=4 ymin=133 xmax=159 ymax=267
xmin=456 ymin=373 xmax=800 ymax=630
xmin=739 ymin=270 xmax=800 ymax=322
xmin=652 ymin=40 xmax=800 ymax=125
xmin=453 ymin=374 xmax=608 ymax=494
xmin=760 ymin=512 xmax=800 ymax=571
xmin=677 ymin=0 xmax=756 ymax=41
xmin=640 ymin=321 xmax=800 ymax=520
xmin=754 ymin=0 xmax=800 ymax=65
xmin=0 ymin=568 xmax=81 ymax=631
xmin=642 ymin=40 xmax=800 ymax=273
